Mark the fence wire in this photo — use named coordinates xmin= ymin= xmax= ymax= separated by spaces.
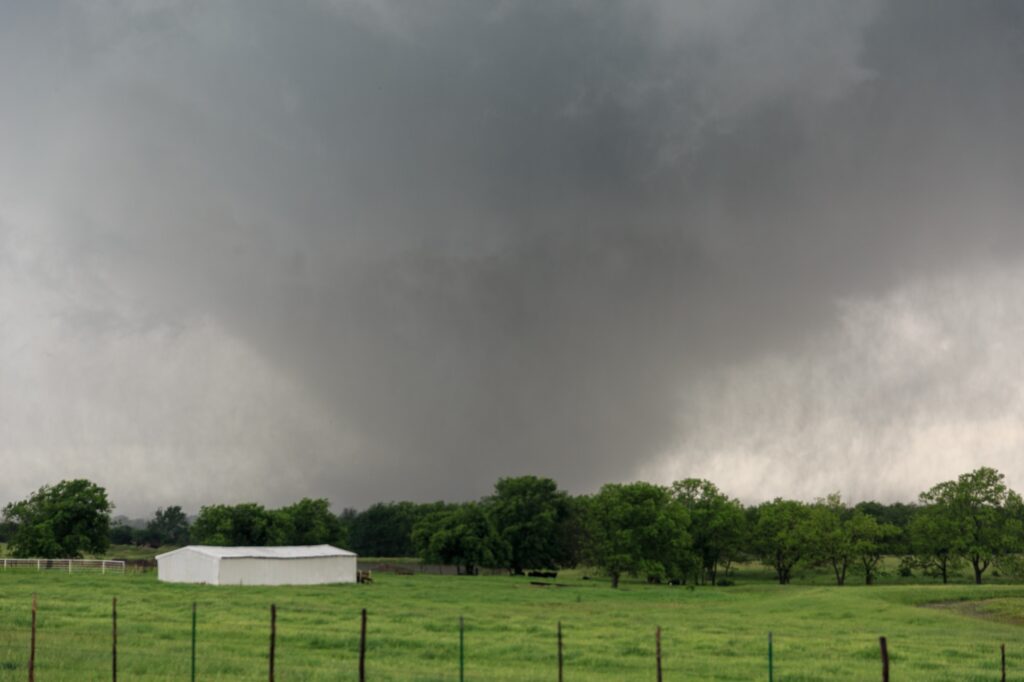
xmin=0 ymin=586 xmax=1019 ymax=680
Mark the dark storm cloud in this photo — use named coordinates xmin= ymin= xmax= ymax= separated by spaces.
xmin=3 ymin=1 xmax=1024 ymax=513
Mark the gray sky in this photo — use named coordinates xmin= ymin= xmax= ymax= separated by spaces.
xmin=3 ymin=1 xmax=1024 ymax=516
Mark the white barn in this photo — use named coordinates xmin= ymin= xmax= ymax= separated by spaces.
xmin=156 ymin=545 xmax=357 ymax=585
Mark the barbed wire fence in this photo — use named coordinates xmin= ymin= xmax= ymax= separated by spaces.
xmin=0 ymin=592 xmax=1013 ymax=681
xmin=0 ymin=560 xmax=1016 ymax=681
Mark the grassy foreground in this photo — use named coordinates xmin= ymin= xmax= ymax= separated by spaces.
xmin=1 ymin=569 xmax=1024 ymax=680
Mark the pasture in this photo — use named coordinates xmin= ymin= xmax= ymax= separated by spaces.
xmin=1 ymin=568 xmax=1023 ymax=680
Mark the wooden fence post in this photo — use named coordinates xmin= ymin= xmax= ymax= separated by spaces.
xmin=768 ymin=632 xmax=773 ymax=682
xmin=656 ymin=626 xmax=662 ymax=682
xmin=557 ymin=621 xmax=563 ymax=682
xmin=1001 ymin=643 xmax=1006 ymax=682
xmin=29 ymin=594 xmax=37 ymax=682
xmin=269 ymin=604 xmax=276 ymax=682
xmin=191 ymin=602 xmax=197 ymax=682
xmin=359 ymin=608 xmax=367 ymax=682
xmin=459 ymin=616 xmax=465 ymax=682
xmin=112 ymin=597 xmax=118 ymax=682
xmin=880 ymin=636 xmax=889 ymax=682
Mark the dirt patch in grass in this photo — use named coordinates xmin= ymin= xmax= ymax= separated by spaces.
xmin=922 ymin=598 xmax=1024 ymax=626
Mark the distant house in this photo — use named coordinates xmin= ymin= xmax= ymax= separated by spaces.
xmin=155 ymin=545 xmax=357 ymax=585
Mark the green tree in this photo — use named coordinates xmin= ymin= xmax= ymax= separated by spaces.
xmin=109 ymin=522 xmax=138 ymax=546
xmin=752 ymin=498 xmax=810 ymax=585
xmin=919 ymin=467 xmax=1023 ymax=584
xmin=2 ymin=479 xmax=113 ymax=558
xmin=348 ymin=501 xmax=444 ymax=557
xmin=336 ymin=507 xmax=357 ymax=548
xmin=853 ymin=500 xmax=916 ymax=555
xmin=144 ymin=506 xmax=190 ymax=546
xmin=849 ymin=510 xmax=898 ymax=585
xmin=487 ymin=476 xmax=572 ymax=574
xmin=0 ymin=518 xmax=17 ymax=543
xmin=671 ymin=479 xmax=746 ymax=585
xmin=279 ymin=498 xmax=341 ymax=545
xmin=804 ymin=494 xmax=854 ymax=586
xmin=411 ymin=502 xmax=507 ymax=574
xmin=582 ymin=482 xmax=692 ymax=588
xmin=190 ymin=503 xmax=290 ymax=546
xmin=555 ymin=495 xmax=587 ymax=569
xmin=908 ymin=502 xmax=963 ymax=583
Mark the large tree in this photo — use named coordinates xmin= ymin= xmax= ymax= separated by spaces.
xmin=0 ymin=518 xmax=16 ymax=543
xmin=853 ymin=501 xmax=916 ymax=555
xmin=752 ymin=498 xmax=810 ymax=585
xmin=582 ymin=482 xmax=692 ymax=588
xmin=109 ymin=521 xmax=139 ymax=546
xmin=909 ymin=502 xmax=964 ymax=583
xmin=804 ymin=494 xmax=854 ymax=586
xmin=849 ymin=510 xmax=897 ymax=585
xmin=412 ymin=502 xmax=507 ymax=575
xmin=279 ymin=498 xmax=341 ymax=545
xmin=189 ymin=503 xmax=290 ymax=546
xmin=487 ymin=476 xmax=572 ymax=574
xmin=3 ymin=479 xmax=113 ymax=558
xmin=919 ymin=467 xmax=1023 ymax=584
xmin=336 ymin=507 xmax=357 ymax=548
xmin=671 ymin=479 xmax=746 ymax=585
xmin=143 ymin=506 xmax=190 ymax=546
xmin=347 ymin=501 xmax=444 ymax=557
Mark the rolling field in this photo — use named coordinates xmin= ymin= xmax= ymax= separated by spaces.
xmin=1 ymin=569 xmax=1024 ymax=680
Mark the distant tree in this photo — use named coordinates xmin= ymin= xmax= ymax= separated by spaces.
xmin=671 ymin=479 xmax=746 ymax=585
xmin=0 ymin=518 xmax=18 ymax=544
xmin=582 ymin=482 xmax=692 ymax=588
xmin=412 ymin=502 xmax=506 ymax=574
xmin=804 ymin=494 xmax=854 ymax=586
xmin=190 ymin=503 xmax=290 ymax=546
xmin=279 ymin=498 xmax=341 ymax=545
xmin=336 ymin=507 xmax=357 ymax=548
xmin=410 ymin=503 xmax=457 ymax=561
xmin=853 ymin=501 xmax=916 ymax=555
xmin=752 ymin=498 xmax=810 ymax=585
xmin=109 ymin=522 xmax=139 ymax=546
xmin=849 ymin=510 xmax=898 ymax=585
xmin=2 ymin=479 xmax=113 ymax=558
xmin=144 ymin=506 xmax=190 ymax=546
xmin=919 ymin=467 xmax=1024 ymax=584
xmin=487 ymin=476 xmax=572 ymax=574
xmin=554 ymin=495 xmax=587 ymax=569
xmin=908 ymin=502 xmax=964 ymax=583
xmin=347 ymin=501 xmax=443 ymax=557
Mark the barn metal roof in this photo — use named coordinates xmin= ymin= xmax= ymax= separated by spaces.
xmin=156 ymin=544 xmax=356 ymax=560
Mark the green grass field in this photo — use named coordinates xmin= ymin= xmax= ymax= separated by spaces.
xmin=2 ymin=567 xmax=1024 ymax=680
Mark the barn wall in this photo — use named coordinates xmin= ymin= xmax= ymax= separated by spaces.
xmin=157 ymin=549 xmax=219 ymax=584
xmin=217 ymin=556 xmax=356 ymax=585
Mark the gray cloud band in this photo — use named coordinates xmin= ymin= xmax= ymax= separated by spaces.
xmin=1 ymin=1 xmax=1023 ymax=514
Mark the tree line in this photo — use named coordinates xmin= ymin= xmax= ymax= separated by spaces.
xmin=2 ymin=467 xmax=1022 ymax=586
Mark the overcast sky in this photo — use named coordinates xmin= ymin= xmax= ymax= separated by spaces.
xmin=3 ymin=1 xmax=1024 ymax=516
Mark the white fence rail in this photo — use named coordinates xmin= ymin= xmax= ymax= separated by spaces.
xmin=1 ymin=558 xmax=126 ymax=574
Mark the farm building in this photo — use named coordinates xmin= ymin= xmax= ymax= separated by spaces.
xmin=155 ymin=545 xmax=357 ymax=585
